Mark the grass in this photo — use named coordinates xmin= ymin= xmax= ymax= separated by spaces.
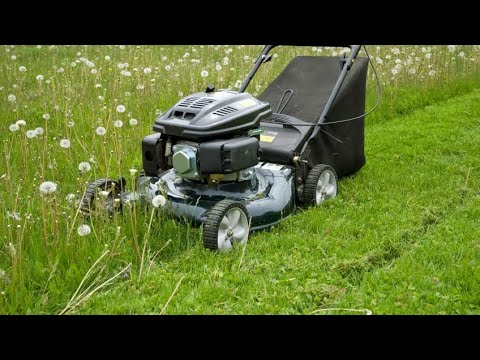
xmin=1 ymin=45 xmax=480 ymax=314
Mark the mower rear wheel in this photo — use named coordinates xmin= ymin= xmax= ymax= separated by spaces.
xmin=80 ymin=178 xmax=125 ymax=215
xmin=203 ymin=200 xmax=250 ymax=251
xmin=303 ymin=164 xmax=338 ymax=206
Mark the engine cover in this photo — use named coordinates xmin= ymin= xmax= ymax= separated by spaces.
xmin=153 ymin=90 xmax=271 ymax=139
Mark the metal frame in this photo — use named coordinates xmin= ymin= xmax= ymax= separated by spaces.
xmin=239 ymin=44 xmax=363 ymax=155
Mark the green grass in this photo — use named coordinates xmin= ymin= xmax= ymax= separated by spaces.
xmin=1 ymin=45 xmax=480 ymax=314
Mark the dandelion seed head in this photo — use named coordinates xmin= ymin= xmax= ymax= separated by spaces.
xmin=19 ymin=66 xmax=26 ymax=72
xmin=16 ymin=119 xmax=26 ymax=126
xmin=43 ymin=113 xmax=50 ymax=120
xmin=129 ymin=118 xmax=138 ymax=126
xmin=77 ymin=224 xmax=91 ymax=237
xmin=114 ymin=120 xmax=123 ymax=128
xmin=152 ymin=195 xmax=166 ymax=208
xmin=36 ymin=74 xmax=44 ymax=81
xmin=35 ymin=127 xmax=44 ymax=135
xmin=60 ymin=139 xmax=71 ymax=148
xmin=39 ymin=181 xmax=57 ymax=194
xmin=78 ymin=162 xmax=91 ymax=173
xmin=9 ymin=123 xmax=19 ymax=132
xmin=8 ymin=94 xmax=16 ymax=102
xmin=116 ymin=105 xmax=126 ymax=113
xmin=144 ymin=67 xmax=152 ymax=75
xmin=26 ymin=130 xmax=37 ymax=139
xmin=201 ymin=70 xmax=208 ymax=78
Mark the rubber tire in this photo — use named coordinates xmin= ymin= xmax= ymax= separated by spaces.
xmin=303 ymin=164 xmax=338 ymax=207
xmin=203 ymin=199 xmax=250 ymax=251
xmin=81 ymin=178 xmax=125 ymax=215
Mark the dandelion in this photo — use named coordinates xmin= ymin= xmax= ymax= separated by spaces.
xmin=409 ymin=68 xmax=416 ymax=75
xmin=36 ymin=74 xmax=44 ymax=81
xmin=105 ymin=55 xmax=111 ymax=61
xmin=85 ymin=60 xmax=95 ymax=68
xmin=215 ymin=64 xmax=222 ymax=72
xmin=91 ymin=69 xmax=98 ymax=75
xmin=116 ymin=104 xmax=126 ymax=113
xmin=448 ymin=45 xmax=457 ymax=53
xmin=16 ymin=119 xmax=26 ymax=126
xmin=96 ymin=126 xmax=106 ymax=136
xmin=26 ymin=130 xmax=37 ymax=139
xmin=165 ymin=65 xmax=171 ymax=71
xmin=130 ymin=169 xmax=138 ymax=176
xmin=119 ymin=45 xmax=126 ymax=50
xmin=121 ymin=70 xmax=132 ymax=77
xmin=152 ymin=195 xmax=166 ymax=208
xmin=43 ymin=113 xmax=50 ymax=120
xmin=67 ymin=121 xmax=75 ymax=127
xmin=77 ymin=224 xmax=91 ymax=237
xmin=8 ymin=94 xmax=16 ymax=102
xmin=70 ymin=62 xmax=76 ymax=67
xmin=35 ymin=127 xmax=44 ymax=135
xmin=161 ymin=56 xmax=168 ymax=61
xmin=129 ymin=118 xmax=138 ymax=126
xmin=100 ymin=191 xmax=109 ymax=198
xmin=19 ymin=66 xmax=26 ymax=72
xmin=114 ymin=120 xmax=123 ymax=128
xmin=459 ymin=51 xmax=465 ymax=58
xmin=144 ymin=67 xmax=152 ymax=74
xmin=11 ymin=55 xmax=16 ymax=60
xmin=136 ymin=84 xmax=145 ymax=90
xmin=201 ymin=70 xmax=208 ymax=78
xmin=425 ymin=53 xmax=432 ymax=60
xmin=273 ymin=53 xmax=279 ymax=58
xmin=235 ymin=80 xmax=242 ymax=89
xmin=57 ymin=67 xmax=64 ymax=73
xmin=391 ymin=68 xmax=399 ymax=76
xmin=7 ymin=211 xmax=21 ymax=221
xmin=429 ymin=70 xmax=436 ymax=76
xmin=60 ymin=139 xmax=71 ymax=148
xmin=39 ymin=181 xmax=57 ymax=194
xmin=66 ymin=194 xmax=76 ymax=203
xmin=78 ymin=162 xmax=91 ymax=173
xmin=392 ymin=47 xmax=400 ymax=55
xmin=9 ymin=123 xmax=19 ymax=132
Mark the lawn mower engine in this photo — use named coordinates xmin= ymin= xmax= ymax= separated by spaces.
xmin=143 ymin=88 xmax=271 ymax=183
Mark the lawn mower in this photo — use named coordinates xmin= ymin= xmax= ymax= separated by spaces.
xmin=81 ymin=45 xmax=376 ymax=251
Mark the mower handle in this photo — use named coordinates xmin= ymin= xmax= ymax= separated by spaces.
xmin=239 ymin=45 xmax=357 ymax=93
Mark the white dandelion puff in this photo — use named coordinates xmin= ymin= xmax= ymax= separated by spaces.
xmin=67 ymin=121 xmax=75 ymax=128
xmin=165 ymin=65 xmax=171 ymax=71
xmin=77 ymin=224 xmax=91 ymax=237
xmin=96 ymin=126 xmax=106 ymax=136
xmin=9 ymin=123 xmax=19 ymax=132
xmin=129 ymin=118 xmax=138 ymax=126
xmin=201 ymin=70 xmax=208 ymax=78
xmin=129 ymin=169 xmax=138 ymax=176
xmin=16 ymin=119 xmax=26 ymax=126
xmin=114 ymin=120 xmax=123 ymax=128
xmin=66 ymin=194 xmax=76 ymax=203
xmin=36 ymin=74 xmax=44 ymax=81
xmin=8 ymin=94 xmax=16 ymax=102
xmin=78 ymin=162 xmax=91 ymax=173
xmin=39 ymin=181 xmax=57 ymax=194
xmin=26 ymin=130 xmax=37 ymax=139
xmin=215 ymin=64 xmax=222 ymax=72
xmin=19 ymin=66 xmax=27 ymax=72
xmin=152 ymin=195 xmax=166 ymax=208
xmin=60 ymin=139 xmax=71 ymax=148
xmin=35 ymin=127 xmax=44 ymax=135
xmin=116 ymin=105 xmax=126 ymax=113
xmin=144 ymin=67 xmax=152 ymax=75
xmin=100 ymin=191 xmax=109 ymax=198
xmin=43 ymin=113 xmax=50 ymax=120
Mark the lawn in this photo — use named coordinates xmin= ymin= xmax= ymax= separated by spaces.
xmin=1 ymin=45 xmax=480 ymax=314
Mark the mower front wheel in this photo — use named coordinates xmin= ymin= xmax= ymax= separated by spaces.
xmin=81 ymin=178 xmax=125 ymax=215
xmin=303 ymin=164 xmax=338 ymax=206
xmin=203 ymin=200 xmax=250 ymax=252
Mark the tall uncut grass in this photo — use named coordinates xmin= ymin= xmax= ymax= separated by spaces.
xmin=1 ymin=45 xmax=480 ymax=314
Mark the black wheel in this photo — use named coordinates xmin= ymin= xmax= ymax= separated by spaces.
xmin=203 ymin=200 xmax=250 ymax=251
xmin=303 ymin=164 xmax=338 ymax=206
xmin=81 ymin=178 xmax=125 ymax=215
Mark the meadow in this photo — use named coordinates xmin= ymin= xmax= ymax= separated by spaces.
xmin=1 ymin=45 xmax=480 ymax=314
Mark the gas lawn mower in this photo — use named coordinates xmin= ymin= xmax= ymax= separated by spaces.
xmin=81 ymin=45 xmax=376 ymax=251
